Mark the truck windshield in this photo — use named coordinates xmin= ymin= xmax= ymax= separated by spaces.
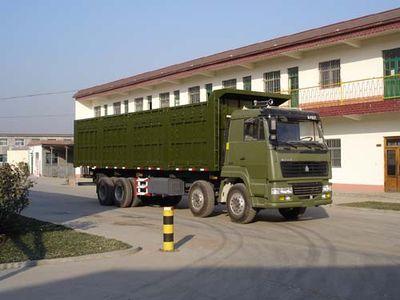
xmin=274 ymin=118 xmax=325 ymax=148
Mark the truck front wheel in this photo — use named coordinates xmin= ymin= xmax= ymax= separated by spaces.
xmin=188 ymin=180 xmax=215 ymax=217
xmin=278 ymin=207 xmax=306 ymax=220
xmin=97 ymin=176 xmax=114 ymax=206
xmin=226 ymin=183 xmax=257 ymax=224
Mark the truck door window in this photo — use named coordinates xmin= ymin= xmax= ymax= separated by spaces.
xmin=244 ymin=118 xmax=265 ymax=141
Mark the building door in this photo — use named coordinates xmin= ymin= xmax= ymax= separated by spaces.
xmin=288 ymin=67 xmax=299 ymax=107
xmin=384 ymin=137 xmax=400 ymax=192
xmin=383 ymin=48 xmax=400 ymax=99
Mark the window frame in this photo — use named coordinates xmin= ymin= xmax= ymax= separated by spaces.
xmin=104 ymin=104 xmax=108 ymax=116
xmin=159 ymin=92 xmax=170 ymax=108
xmin=326 ymin=138 xmax=341 ymax=168
xmin=124 ymin=100 xmax=129 ymax=113
xmin=264 ymin=71 xmax=281 ymax=93
xmin=15 ymin=138 xmax=25 ymax=147
xmin=222 ymin=78 xmax=237 ymax=89
xmin=134 ymin=97 xmax=143 ymax=112
xmin=205 ymin=83 xmax=213 ymax=98
xmin=188 ymin=86 xmax=200 ymax=104
xmin=147 ymin=95 xmax=152 ymax=110
xmin=94 ymin=106 xmax=101 ymax=117
xmin=174 ymin=90 xmax=180 ymax=106
xmin=113 ymin=102 xmax=121 ymax=115
xmin=319 ymin=59 xmax=341 ymax=88
xmin=243 ymin=76 xmax=252 ymax=91
xmin=0 ymin=138 xmax=8 ymax=146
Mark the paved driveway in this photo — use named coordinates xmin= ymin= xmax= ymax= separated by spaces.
xmin=1 ymin=177 xmax=399 ymax=300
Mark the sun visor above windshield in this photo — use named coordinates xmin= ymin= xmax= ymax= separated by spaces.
xmin=262 ymin=107 xmax=321 ymax=121
xmin=215 ymin=89 xmax=290 ymax=107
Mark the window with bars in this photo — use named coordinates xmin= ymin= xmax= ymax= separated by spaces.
xmin=104 ymin=104 xmax=108 ymax=116
xmin=326 ymin=138 xmax=341 ymax=168
xmin=319 ymin=59 xmax=341 ymax=88
xmin=243 ymin=76 xmax=252 ymax=91
xmin=135 ymin=98 xmax=143 ymax=112
xmin=174 ymin=90 xmax=180 ymax=106
xmin=264 ymin=71 xmax=281 ymax=93
xmin=159 ymin=92 xmax=170 ymax=108
xmin=124 ymin=100 xmax=129 ymax=113
xmin=222 ymin=78 xmax=237 ymax=89
xmin=0 ymin=138 xmax=8 ymax=146
xmin=205 ymin=83 xmax=213 ymax=98
xmin=188 ymin=86 xmax=200 ymax=104
xmin=113 ymin=102 xmax=121 ymax=115
xmin=15 ymin=138 xmax=25 ymax=147
xmin=147 ymin=95 xmax=152 ymax=110
xmin=94 ymin=106 xmax=101 ymax=117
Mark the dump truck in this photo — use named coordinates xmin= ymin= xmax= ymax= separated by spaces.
xmin=74 ymin=89 xmax=332 ymax=223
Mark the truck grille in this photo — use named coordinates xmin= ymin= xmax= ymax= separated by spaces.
xmin=281 ymin=161 xmax=328 ymax=178
xmin=291 ymin=182 xmax=322 ymax=196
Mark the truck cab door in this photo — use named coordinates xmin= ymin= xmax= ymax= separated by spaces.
xmin=224 ymin=117 xmax=268 ymax=197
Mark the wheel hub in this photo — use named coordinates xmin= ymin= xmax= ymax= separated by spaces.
xmin=191 ymin=188 xmax=204 ymax=210
xmin=229 ymin=192 xmax=245 ymax=216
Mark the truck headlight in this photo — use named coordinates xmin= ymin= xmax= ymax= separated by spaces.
xmin=271 ymin=187 xmax=293 ymax=195
xmin=322 ymin=184 xmax=332 ymax=193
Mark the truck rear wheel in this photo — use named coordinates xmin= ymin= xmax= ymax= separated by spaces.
xmin=226 ymin=183 xmax=257 ymax=224
xmin=188 ymin=180 xmax=215 ymax=217
xmin=113 ymin=178 xmax=133 ymax=208
xmin=279 ymin=207 xmax=306 ymax=220
xmin=97 ymin=176 xmax=114 ymax=206
xmin=128 ymin=178 xmax=142 ymax=207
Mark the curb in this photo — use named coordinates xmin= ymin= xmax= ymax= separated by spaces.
xmin=0 ymin=246 xmax=142 ymax=271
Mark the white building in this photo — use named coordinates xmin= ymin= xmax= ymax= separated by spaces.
xmin=74 ymin=8 xmax=400 ymax=192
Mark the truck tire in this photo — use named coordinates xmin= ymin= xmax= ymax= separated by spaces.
xmin=188 ymin=180 xmax=215 ymax=217
xmin=113 ymin=178 xmax=133 ymax=208
xmin=128 ymin=178 xmax=142 ymax=207
xmin=97 ymin=176 xmax=114 ymax=206
xmin=226 ymin=183 xmax=257 ymax=224
xmin=278 ymin=207 xmax=306 ymax=220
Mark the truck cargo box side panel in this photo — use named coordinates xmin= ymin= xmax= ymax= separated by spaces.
xmin=75 ymin=101 xmax=220 ymax=171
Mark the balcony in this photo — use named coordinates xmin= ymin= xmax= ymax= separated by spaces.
xmin=280 ymin=75 xmax=400 ymax=109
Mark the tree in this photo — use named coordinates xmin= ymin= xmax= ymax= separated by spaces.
xmin=0 ymin=163 xmax=34 ymax=232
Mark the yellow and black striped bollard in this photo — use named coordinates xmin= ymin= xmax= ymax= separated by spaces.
xmin=162 ymin=207 xmax=174 ymax=252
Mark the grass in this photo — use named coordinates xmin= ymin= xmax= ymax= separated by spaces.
xmin=339 ymin=201 xmax=400 ymax=211
xmin=0 ymin=215 xmax=131 ymax=264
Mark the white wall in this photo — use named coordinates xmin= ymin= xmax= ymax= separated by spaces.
xmin=6 ymin=150 xmax=29 ymax=165
xmin=75 ymin=32 xmax=400 ymax=120
xmin=323 ymin=112 xmax=400 ymax=186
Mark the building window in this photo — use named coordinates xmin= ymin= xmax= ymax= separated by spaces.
xmin=135 ymin=98 xmax=143 ymax=112
xmin=264 ymin=71 xmax=281 ymax=93
xmin=243 ymin=76 xmax=251 ymax=91
xmin=45 ymin=152 xmax=57 ymax=164
xmin=15 ymin=138 xmax=25 ymax=147
xmin=0 ymin=154 xmax=7 ymax=163
xmin=160 ymin=92 xmax=170 ymax=108
xmin=174 ymin=90 xmax=180 ymax=106
xmin=205 ymin=83 xmax=213 ymax=98
xmin=0 ymin=138 xmax=7 ymax=146
xmin=113 ymin=102 xmax=121 ymax=115
xmin=124 ymin=100 xmax=129 ymax=113
xmin=104 ymin=104 xmax=108 ymax=116
xmin=326 ymin=139 xmax=341 ymax=168
xmin=319 ymin=59 xmax=341 ymax=88
xmin=188 ymin=86 xmax=200 ymax=104
xmin=222 ymin=78 xmax=237 ymax=89
xmin=147 ymin=95 xmax=152 ymax=110
xmin=94 ymin=106 xmax=101 ymax=117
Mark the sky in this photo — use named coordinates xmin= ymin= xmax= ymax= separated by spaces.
xmin=0 ymin=0 xmax=399 ymax=134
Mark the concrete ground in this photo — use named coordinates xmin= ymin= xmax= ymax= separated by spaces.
xmin=0 ymin=177 xmax=399 ymax=300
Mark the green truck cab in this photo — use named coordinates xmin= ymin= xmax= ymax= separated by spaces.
xmin=74 ymin=89 xmax=332 ymax=223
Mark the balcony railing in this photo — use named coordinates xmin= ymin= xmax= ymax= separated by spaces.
xmin=279 ymin=75 xmax=400 ymax=108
